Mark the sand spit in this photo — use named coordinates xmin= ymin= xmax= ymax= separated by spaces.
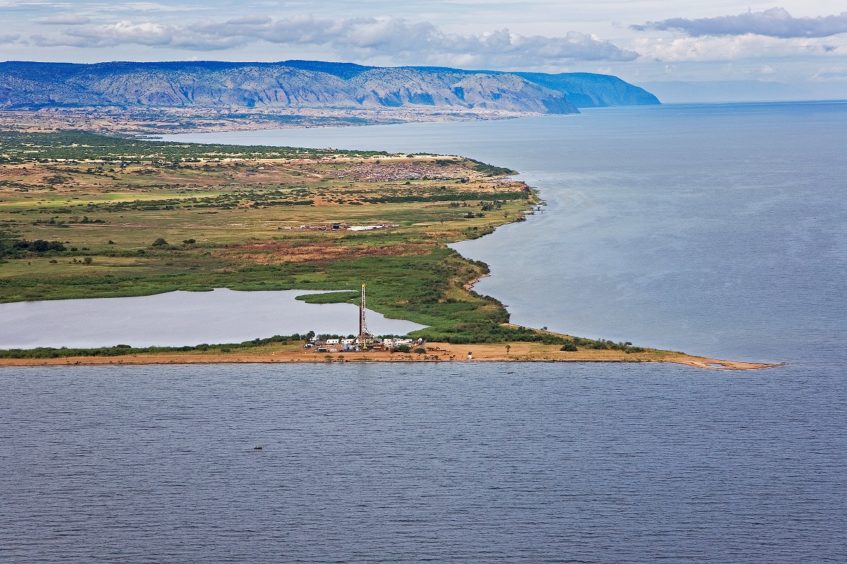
xmin=0 ymin=342 xmax=779 ymax=371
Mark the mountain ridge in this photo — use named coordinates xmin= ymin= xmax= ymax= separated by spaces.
xmin=0 ymin=60 xmax=659 ymax=114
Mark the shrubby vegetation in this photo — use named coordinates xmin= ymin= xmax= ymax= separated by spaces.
xmin=0 ymin=229 xmax=66 ymax=258
xmin=468 ymin=159 xmax=517 ymax=177
xmin=562 ymin=338 xmax=645 ymax=353
xmin=0 ymin=334 xmax=310 ymax=359
xmin=362 ymin=191 xmax=527 ymax=204
xmin=0 ymin=130 xmax=388 ymax=164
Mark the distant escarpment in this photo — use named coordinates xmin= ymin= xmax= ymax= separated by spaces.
xmin=0 ymin=60 xmax=659 ymax=115
xmin=514 ymin=72 xmax=660 ymax=107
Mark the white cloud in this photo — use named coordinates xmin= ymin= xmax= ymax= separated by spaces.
xmin=29 ymin=15 xmax=639 ymax=64
xmin=37 ymin=14 xmax=91 ymax=25
xmin=634 ymin=7 xmax=847 ymax=39
xmin=811 ymin=64 xmax=847 ymax=81
xmin=633 ymin=33 xmax=844 ymax=63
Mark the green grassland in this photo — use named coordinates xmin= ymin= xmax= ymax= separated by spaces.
xmin=0 ymin=130 xmax=387 ymax=162
xmin=1 ymin=130 xmax=600 ymax=347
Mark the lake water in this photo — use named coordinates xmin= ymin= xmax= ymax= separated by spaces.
xmin=0 ymin=289 xmax=424 ymax=349
xmin=3 ymin=103 xmax=846 ymax=561
xmin=2 ymin=363 xmax=845 ymax=562
xmin=166 ymin=101 xmax=847 ymax=367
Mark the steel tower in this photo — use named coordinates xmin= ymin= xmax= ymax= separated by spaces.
xmin=358 ymin=283 xmax=371 ymax=346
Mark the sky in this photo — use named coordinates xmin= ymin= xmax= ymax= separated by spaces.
xmin=1 ymin=0 xmax=846 ymax=101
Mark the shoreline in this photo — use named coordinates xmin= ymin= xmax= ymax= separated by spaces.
xmin=0 ymin=129 xmax=781 ymax=371
xmin=0 ymin=107 xmax=541 ymax=136
xmin=0 ymin=342 xmax=780 ymax=371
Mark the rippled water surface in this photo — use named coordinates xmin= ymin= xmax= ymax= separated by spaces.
xmin=3 ymin=103 xmax=846 ymax=561
xmin=2 ymin=363 xmax=845 ymax=562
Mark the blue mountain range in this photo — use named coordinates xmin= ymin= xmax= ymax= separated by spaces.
xmin=0 ymin=60 xmax=659 ymax=113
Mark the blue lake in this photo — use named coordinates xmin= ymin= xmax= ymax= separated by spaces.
xmin=2 ymin=102 xmax=846 ymax=561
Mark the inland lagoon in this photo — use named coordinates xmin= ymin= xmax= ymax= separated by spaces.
xmin=0 ymin=289 xmax=424 ymax=349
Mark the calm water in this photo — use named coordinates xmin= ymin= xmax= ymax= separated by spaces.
xmin=2 ymin=363 xmax=845 ymax=562
xmin=168 ymin=102 xmax=847 ymax=366
xmin=0 ymin=289 xmax=424 ymax=349
xmin=3 ymin=103 xmax=846 ymax=561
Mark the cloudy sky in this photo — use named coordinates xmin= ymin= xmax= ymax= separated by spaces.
xmin=1 ymin=0 xmax=846 ymax=100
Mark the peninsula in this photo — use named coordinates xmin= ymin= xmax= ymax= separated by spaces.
xmin=0 ymin=130 xmax=773 ymax=370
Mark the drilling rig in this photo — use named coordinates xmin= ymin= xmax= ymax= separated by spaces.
xmin=357 ymin=283 xmax=373 ymax=349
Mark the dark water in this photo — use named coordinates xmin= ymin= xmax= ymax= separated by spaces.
xmin=3 ymin=104 xmax=846 ymax=561
xmin=2 ymin=363 xmax=845 ymax=562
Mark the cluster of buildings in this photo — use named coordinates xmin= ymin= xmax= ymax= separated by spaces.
xmin=305 ymin=336 xmax=425 ymax=353
xmin=302 ymin=283 xmax=426 ymax=354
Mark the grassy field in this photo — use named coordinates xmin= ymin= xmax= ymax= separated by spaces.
xmin=2 ymin=130 xmax=584 ymax=347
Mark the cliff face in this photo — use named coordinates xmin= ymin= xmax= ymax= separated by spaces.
xmin=0 ymin=61 xmax=659 ymax=113
xmin=0 ymin=61 xmax=576 ymax=114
